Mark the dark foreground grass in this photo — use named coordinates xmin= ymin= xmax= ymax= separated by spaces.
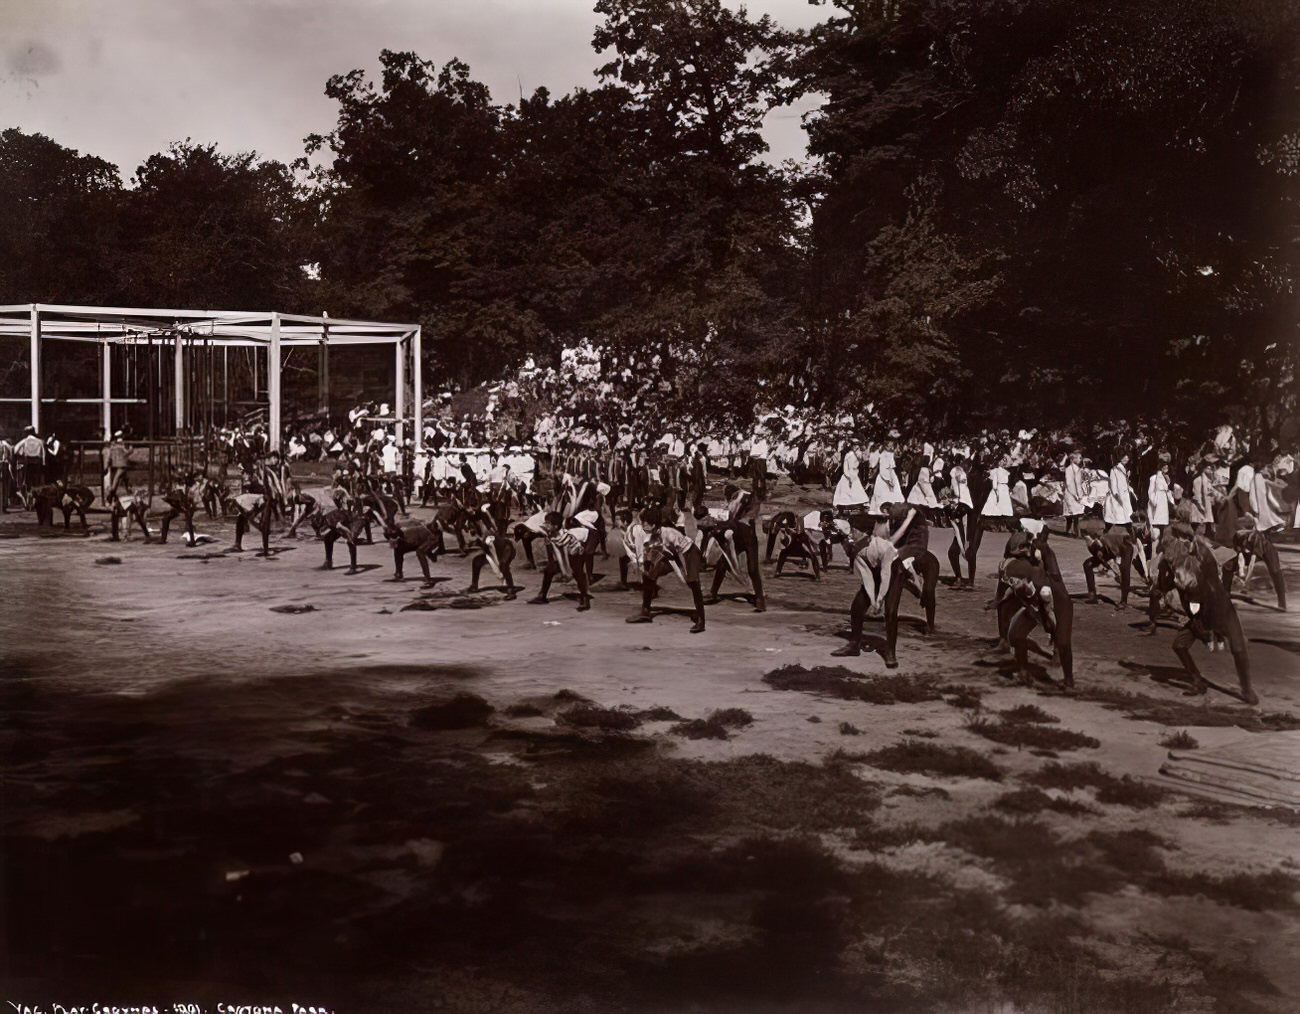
xmin=558 ymin=752 xmax=883 ymax=836
xmin=838 ymin=739 xmax=1004 ymax=781
xmin=6 ymin=661 xmax=1291 ymax=1014
xmin=965 ymin=715 xmax=1101 ymax=752
xmin=670 ymin=707 xmax=754 ymax=740
xmin=1000 ymin=703 xmax=1061 ymax=724
xmin=1159 ymin=729 xmax=1200 ymax=750
xmin=1079 ymin=686 xmax=1300 ymax=732
xmin=558 ymin=703 xmax=643 ymax=731
xmin=1024 ymin=761 xmax=1169 ymax=808
xmin=993 ymin=787 xmax=1099 ymax=816
xmin=765 ymin=664 xmax=946 ymax=704
xmin=409 ymin=692 xmax=495 ymax=730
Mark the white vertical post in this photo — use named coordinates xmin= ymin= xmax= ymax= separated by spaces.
xmin=174 ymin=330 xmax=185 ymax=434
xmin=29 ymin=304 xmax=40 ymax=431
xmin=412 ymin=327 xmax=423 ymax=455
xmin=319 ymin=310 xmax=330 ymax=416
xmin=268 ymin=313 xmax=282 ymax=451
xmin=102 ymin=339 xmax=113 ymax=439
xmin=394 ymin=336 xmax=406 ymax=445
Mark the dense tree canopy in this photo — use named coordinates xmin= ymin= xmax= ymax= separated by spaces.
xmin=2 ymin=0 xmax=1296 ymax=445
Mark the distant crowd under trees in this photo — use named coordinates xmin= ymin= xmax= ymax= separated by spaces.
xmin=1 ymin=0 xmax=1296 ymax=448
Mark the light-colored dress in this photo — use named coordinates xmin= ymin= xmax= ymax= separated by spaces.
xmin=871 ymin=450 xmax=904 ymax=512
xmin=907 ymin=466 xmax=939 ymax=508
xmin=1188 ymin=474 xmax=1214 ymax=525
xmin=1063 ymin=463 xmax=1085 ymax=517
xmin=948 ymin=466 xmax=974 ymax=510
xmin=1103 ymin=464 xmax=1134 ymax=525
xmin=981 ymin=466 xmax=1014 ymax=517
xmin=833 ymin=449 xmax=868 ymax=507
xmin=1147 ymin=472 xmax=1171 ymax=526
xmin=1251 ymin=471 xmax=1286 ymax=530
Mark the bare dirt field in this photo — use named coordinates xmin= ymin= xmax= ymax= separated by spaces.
xmin=2 ymin=484 xmax=1299 ymax=1013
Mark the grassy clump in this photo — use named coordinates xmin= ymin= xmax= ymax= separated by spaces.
xmin=840 ymin=739 xmax=1004 ymax=782
xmin=558 ymin=704 xmax=642 ymax=731
xmin=1023 ymin=762 xmax=1167 ymax=808
xmin=1149 ymin=870 xmax=1300 ymax=912
xmin=765 ymin=665 xmax=944 ymax=705
xmin=410 ymin=692 xmax=495 ymax=730
xmin=943 ymin=686 xmax=985 ymax=710
xmin=635 ymin=706 xmax=681 ymax=722
xmin=1078 ymin=686 xmax=1300 ymax=732
xmin=1158 ymin=729 xmax=1199 ymax=750
xmin=993 ymin=788 xmax=1098 ymax=816
xmin=1000 ymin=704 xmax=1060 ymax=725
xmin=965 ymin=716 xmax=1100 ymax=752
xmin=562 ymin=753 xmax=882 ymax=836
xmin=670 ymin=708 xmax=753 ymax=740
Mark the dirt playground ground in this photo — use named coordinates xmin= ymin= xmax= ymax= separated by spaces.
xmin=2 ymin=481 xmax=1299 ymax=1013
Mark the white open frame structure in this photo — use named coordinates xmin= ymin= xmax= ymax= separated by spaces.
xmin=0 ymin=303 xmax=423 ymax=453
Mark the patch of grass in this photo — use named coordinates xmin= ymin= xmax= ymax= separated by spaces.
xmin=410 ymin=692 xmax=495 ymax=730
xmin=1023 ymin=762 xmax=1167 ymax=808
xmin=993 ymin=788 xmax=1098 ymax=816
xmin=999 ymin=704 xmax=1060 ymax=725
xmin=1077 ymin=686 xmax=1300 ymax=732
xmin=1084 ymin=828 xmax=1173 ymax=876
xmin=1094 ymin=777 xmax=1168 ymax=808
xmin=670 ymin=708 xmax=753 ymax=740
xmin=942 ymin=686 xmax=985 ymax=710
xmin=562 ymin=754 xmax=882 ymax=837
xmin=886 ymin=785 xmax=950 ymax=801
xmin=1150 ymin=869 xmax=1300 ymax=912
xmin=839 ymin=722 xmax=860 ymax=736
xmin=1176 ymin=801 xmax=1234 ymax=822
xmin=764 ymin=665 xmax=945 ymax=705
xmin=1158 ymin=729 xmax=1198 ymax=750
xmin=558 ymin=704 xmax=642 ymax=732
xmin=964 ymin=716 xmax=1100 ymax=752
xmin=634 ymin=706 xmax=681 ymax=722
xmin=1197 ymin=951 xmax=1284 ymax=1013
xmin=710 ymin=708 xmax=753 ymax=729
xmin=840 ymin=739 xmax=1003 ymax=782
xmin=670 ymin=719 xmax=729 ymax=739
xmin=847 ymin=820 xmax=929 ymax=850
xmin=940 ymin=814 xmax=1061 ymax=864
xmin=901 ymin=728 xmax=938 ymax=738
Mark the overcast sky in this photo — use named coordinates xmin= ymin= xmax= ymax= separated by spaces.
xmin=1 ymin=0 xmax=827 ymax=180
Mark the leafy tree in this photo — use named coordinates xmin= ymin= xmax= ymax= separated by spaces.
xmin=118 ymin=140 xmax=311 ymax=309
xmin=792 ymin=0 xmax=1300 ymax=442
xmin=307 ymin=51 xmax=505 ymax=381
xmin=0 ymin=128 xmax=123 ymax=305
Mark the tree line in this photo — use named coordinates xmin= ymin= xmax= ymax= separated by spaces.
xmin=2 ymin=0 xmax=1296 ymax=444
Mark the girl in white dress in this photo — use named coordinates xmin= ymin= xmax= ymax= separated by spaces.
xmin=833 ymin=446 xmax=868 ymax=508
xmin=1103 ymin=455 xmax=1134 ymax=530
xmin=1146 ymin=455 xmax=1173 ymax=551
xmin=871 ymin=444 xmax=904 ymax=512
xmin=907 ymin=459 xmax=940 ymax=511
xmin=1062 ymin=452 xmax=1085 ymax=537
xmin=981 ymin=455 xmax=1014 ymax=519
